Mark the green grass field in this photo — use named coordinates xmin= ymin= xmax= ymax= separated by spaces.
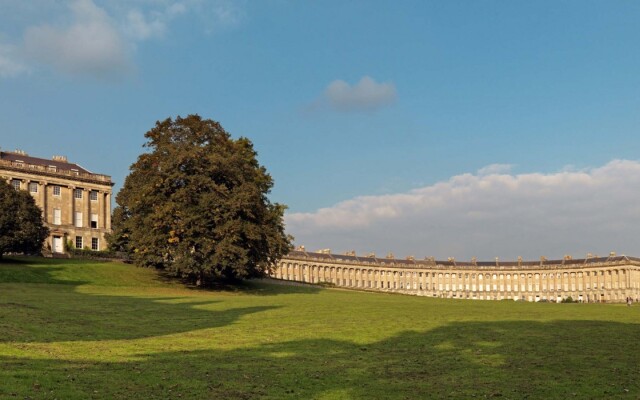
xmin=1 ymin=257 xmax=639 ymax=399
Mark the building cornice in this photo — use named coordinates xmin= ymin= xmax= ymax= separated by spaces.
xmin=281 ymin=250 xmax=640 ymax=271
xmin=0 ymin=160 xmax=113 ymax=186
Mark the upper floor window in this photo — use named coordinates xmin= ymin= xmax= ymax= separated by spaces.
xmin=74 ymin=189 xmax=83 ymax=199
xmin=53 ymin=208 xmax=61 ymax=225
xmin=75 ymin=212 xmax=83 ymax=228
xmin=11 ymin=179 xmax=21 ymax=190
xmin=28 ymin=182 xmax=38 ymax=193
xmin=71 ymin=169 xmax=79 ymax=176
xmin=48 ymin=165 xmax=57 ymax=172
xmin=90 ymin=191 xmax=98 ymax=201
xmin=53 ymin=185 xmax=61 ymax=196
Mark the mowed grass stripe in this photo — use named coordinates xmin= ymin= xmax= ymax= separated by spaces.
xmin=1 ymin=257 xmax=639 ymax=399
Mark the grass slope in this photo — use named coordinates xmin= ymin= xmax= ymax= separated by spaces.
xmin=1 ymin=257 xmax=639 ymax=399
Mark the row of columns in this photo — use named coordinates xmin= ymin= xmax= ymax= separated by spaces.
xmin=12 ymin=178 xmax=111 ymax=230
xmin=273 ymin=261 xmax=640 ymax=302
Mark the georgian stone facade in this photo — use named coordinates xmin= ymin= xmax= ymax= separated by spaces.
xmin=1 ymin=149 xmax=113 ymax=254
xmin=273 ymin=249 xmax=640 ymax=303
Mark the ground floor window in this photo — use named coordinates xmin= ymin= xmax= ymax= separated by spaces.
xmin=75 ymin=236 xmax=83 ymax=249
xmin=91 ymin=238 xmax=99 ymax=251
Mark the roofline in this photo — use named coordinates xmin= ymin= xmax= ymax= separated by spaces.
xmin=0 ymin=159 xmax=113 ymax=186
xmin=282 ymin=250 xmax=640 ymax=270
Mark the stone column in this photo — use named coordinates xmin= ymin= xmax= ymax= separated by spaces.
xmin=69 ymin=186 xmax=75 ymax=226
xmin=618 ymin=270 xmax=623 ymax=289
xmin=40 ymin=181 xmax=47 ymax=222
xmin=85 ymin=188 xmax=91 ymax=229
xmin=105 ymin=192 xmax=112 ymax=230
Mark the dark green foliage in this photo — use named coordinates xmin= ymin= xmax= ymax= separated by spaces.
xmin=109 ymin=115 xmax=291 ymax=284
xmin=0 ymin=180 xmax=49 ymax=258
xmin=68 ymin=247 xmax=127 ymax=261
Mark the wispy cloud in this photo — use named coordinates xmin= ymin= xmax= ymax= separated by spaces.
xmin=123 ymin=2 xmax=189 ymax=41
xmin=124 ymin=9 xmax=167 ymax=40
xmin=0 ymin=0 xmax=244 ymax=80
xmin=320 ymin=76 xmax=397 ymax=112
xmin=286 ymin=160 xmax=640 ymax=260
xmin=0 ymin=41 xmax=27 ymax=77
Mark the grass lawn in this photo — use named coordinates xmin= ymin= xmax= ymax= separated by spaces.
xmin=1 ymin=257 xmax=639 ymax=399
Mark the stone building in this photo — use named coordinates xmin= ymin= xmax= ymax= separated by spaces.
xmin=0 ymin=149 xmax=113 ymax=254
xmin=273 ymin=248 xmax=640 ymax=303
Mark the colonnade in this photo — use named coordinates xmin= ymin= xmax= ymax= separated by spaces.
xmin=272 ymin=253 xmax=640 ymax=303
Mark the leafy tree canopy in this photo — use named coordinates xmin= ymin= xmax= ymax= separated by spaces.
xmin=0 ymin=180 xmax=49 ymax=259
xmin=109 ymin=115 xmax=291 ymax=285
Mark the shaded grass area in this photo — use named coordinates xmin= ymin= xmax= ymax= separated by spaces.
xmin=1 ymin=257 xmax=639 ymax=399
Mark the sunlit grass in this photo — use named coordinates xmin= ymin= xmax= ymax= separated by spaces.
xmin=1 ymin=257 xmax=639 ymax=399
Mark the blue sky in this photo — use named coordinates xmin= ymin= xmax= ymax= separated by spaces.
xmin=2 ymin=0 xmax=640 ymax=260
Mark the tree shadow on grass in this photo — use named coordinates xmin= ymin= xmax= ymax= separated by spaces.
xmin=0 ymin=256 xmax=323 ymax=295
xmin=0 ymin=258 xmax=281 ymax=343
xmin=2 ymin=319 xmax=639 ymax=399
xmin=0 ymin=284 xmax=278 ymax=343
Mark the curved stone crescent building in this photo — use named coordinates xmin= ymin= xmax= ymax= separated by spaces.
xmin=272 ymin=248 xmax=640 ymax=303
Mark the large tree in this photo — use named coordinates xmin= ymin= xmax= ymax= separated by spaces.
xmin=109 ymin=115 xmax=291 ymax=285
xmin=0 ymin=180 xmax=49 ymax=259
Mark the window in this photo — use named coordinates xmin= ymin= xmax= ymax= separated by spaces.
xmin=29 ymin=182 xmax=38 ymax=193
xmin=53 ymin=208 xmax=61 ymax=225
xmin=91 ymin=238 xmax=99 ymax=251
xmin=71 ymin=169 xmax=79 ymax=176
xmin=91 ymin=214 xmax=98 ymax=229
xmin=11 ymin=179 xmax=21 ymax=190
xmin=75 ymin=236 xmax=83 ymax=249
xmin=90 ymin=191 xmax=98 ymax=201
xmin=75 ymin=212 xmax=83 ymax=228
xmin=74 ymin=189 xmax=83 ymax=199
xmin=53 ymin=185 xmax=61 ymax=196
xmin=48 ymin=165 xmax=57 ymax=172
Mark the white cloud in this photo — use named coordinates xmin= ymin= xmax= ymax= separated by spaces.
xmin=323 ymin=76 xmax=397 ymax=112
xmin=477 ymin=163 xmax=513 ymax=176
xmin=0 ymin=0 xmax=240 ymax=79
xmin=23 ymin=0 xmax=131 ymax=78
xmin=285 ymin=160 xmax=640 ymax=260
